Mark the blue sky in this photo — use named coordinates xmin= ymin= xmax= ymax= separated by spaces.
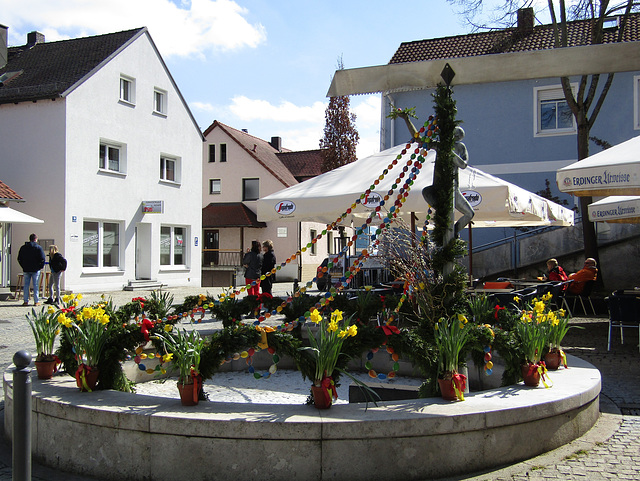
xmin=2 ymin=0 xmax=476 ymax=158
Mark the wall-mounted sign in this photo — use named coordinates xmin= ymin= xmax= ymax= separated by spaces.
xmin=72 ymin=215 xmax=77 ymax=223
xmin=194 ymin=236 xmax=198 ymax=246
xmin=142 ymin=200 xmax=164 ymax=214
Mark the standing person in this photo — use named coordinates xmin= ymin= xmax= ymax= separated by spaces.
xmin=261 ymin=240 xmax=276 ymax=295
xmin=46 ymin=245 xmax=67 ymax=305
xmin=17 ymin=233 xmax=46 ymax=306
xmin=568 ymin=258 xmax=598 ymax=295
xmin=243 ymin=240 xmax=262 ymax=296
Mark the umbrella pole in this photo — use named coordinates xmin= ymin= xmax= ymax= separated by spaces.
xmin=468 ymin=222 xmax=473 ymax=281
xmin=411 ymin=213 xmax=416 ymax=247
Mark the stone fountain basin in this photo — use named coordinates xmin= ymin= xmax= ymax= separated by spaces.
xmin=3 ymin=354 xmax=600 ymax=481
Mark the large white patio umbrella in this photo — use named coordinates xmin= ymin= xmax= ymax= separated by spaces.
xmin=0 ymin=205 xmax=44 ymax=224
xmin=556 ymin=135 xmax=640 ymax=197
xmin=257 ymin=144 xmax=574 ymax=228
xmin=588 ymin=196 xmax=640 ymax=224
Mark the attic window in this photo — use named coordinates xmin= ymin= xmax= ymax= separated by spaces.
xmin=119 ymin=75 xmax=135 ymax=105
xmin=602 ymin=17 xmax=619 ymax=30
xmin=0 ymin=70 xmax=23 ymax=87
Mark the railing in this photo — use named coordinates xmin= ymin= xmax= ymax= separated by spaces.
xmin=202 ymin=249 xmax=243 ymax=268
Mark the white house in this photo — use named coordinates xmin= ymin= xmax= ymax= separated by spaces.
xmin=202 ymin=121 xmax=348 ymax=286
xmin=0 ymin=26 xmax=203 ymax=292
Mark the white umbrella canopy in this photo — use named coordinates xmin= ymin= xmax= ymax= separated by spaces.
xmin=257 ymin=144 xmax=574 ymax=228
xmin=588 ymin=196 xmax=640 ymax=223
xmin=556 ymin=135 xmax=640 ymax=197
xmin=0 ymin=205 xmax=44 ymax=224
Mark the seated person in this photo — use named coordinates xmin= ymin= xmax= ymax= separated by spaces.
xmin=568 ymin=258 xmax=598 ymax=295
xmin=543 ymin=258 xmax=569 ymax=289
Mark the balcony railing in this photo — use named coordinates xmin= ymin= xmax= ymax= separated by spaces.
xmin=202 ymin=249 xmax=243 ymax=268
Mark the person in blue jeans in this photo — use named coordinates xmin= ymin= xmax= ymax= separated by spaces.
xmin=17 ymin=233 xmax=46 ymax=306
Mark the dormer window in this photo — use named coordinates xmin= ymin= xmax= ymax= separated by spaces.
xmin=602 ymin=17 xmax=619 ymax=30
xmin=119 ymin=75 xmax=135 ymax=105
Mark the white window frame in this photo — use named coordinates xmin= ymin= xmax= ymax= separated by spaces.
xmin=99 ymin=140 xmax=127 ymax=176
xmin=153 ymin=88 xmax=167 ymax=116
xmin=533 ymin=84 xmax=577 ymax=137
xmin=310 ymin=229 xmax=317 ymax=255
xmin=209 ymin=179 xmax=221 ymax=194
xmin=634 ymin=75 xmax=640 ymax=130
xmin=119 ymin=75 xmax=135 ymax=105
xmin=82 ymin=219 xmax=122 ymax=271
xmin=160 ymin=225 xmax=188 ymax=268
xmin=160 ymin=154 xmax=181 ymax=184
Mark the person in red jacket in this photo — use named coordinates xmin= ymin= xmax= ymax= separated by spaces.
xmin=568 ymin=258 xmax=598 ymax=295
xmin=546 ymin=258 xmax=568 ymax=283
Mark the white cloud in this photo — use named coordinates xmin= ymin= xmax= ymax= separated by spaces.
xmin=1 ymin=0 xmax=266 ymax=58
xmin=352 ymin=95 xmax=381 ymax=130
xmin=228 ymin=96 xmax=327 ymax=123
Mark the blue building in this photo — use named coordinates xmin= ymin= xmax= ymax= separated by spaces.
xmin=329 ymin=9 xmax=640 ymax=248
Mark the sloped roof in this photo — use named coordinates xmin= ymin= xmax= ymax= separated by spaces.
xmin=389 ymin=13 xmax=640 ymax=64
xmin=203 ymin=202 xmax=266 ymax=228
xmin=203 ymin=121 xmax=298 ymax=188
xmin=277 ymin=149 xmax=324 ymax=182
xmin=0 ymin=179 xmax=23 ymax=202
xmin=0 ymin=28 xmax=144 ymax=104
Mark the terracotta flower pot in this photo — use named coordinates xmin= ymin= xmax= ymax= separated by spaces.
xmin=34 ymin=357 xmax=60 ymax=380
xmin=311 ymin=384 xmax=332 ymax=409
xmin=544 ymin=350 xmax=562 ymax=371
xmin=76 ymin=365 xmax=100 ymax=392
xmin=521 ymin=363 xmax=541 ymax=387
xmin=438 ymin=371 xmax=467 ymax=401
xmin=177 ymin=380 xmax=199 ymax=406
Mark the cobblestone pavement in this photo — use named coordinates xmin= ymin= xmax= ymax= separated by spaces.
xmin=1 ymin=287 xmax=639 ymax=480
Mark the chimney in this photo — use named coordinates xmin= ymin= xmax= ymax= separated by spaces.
xmin=270 ymin=136 xmax=282 ymax=152
xmin=26 ymin=31 xmax=45 ymax=47
xmin=0 ymin=24 xmax=7 ymax=69
xmin=242 ymin=128 xmax=248 ymax=133
xmin=517 ymin=8 xmax=534 ymax=34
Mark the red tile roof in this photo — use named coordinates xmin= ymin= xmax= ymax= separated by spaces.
xmin=277 ymin=149 xmax=324 ymax=182
xmin=0 ymin=179 xmax=23 ymax=202
xmin=202 ymin=202 xmax=266 ymax=228
xmin=202 ymin=121 xmax=298 ymax=188
xmin=389 ymin=13 xmax=640 ymax=64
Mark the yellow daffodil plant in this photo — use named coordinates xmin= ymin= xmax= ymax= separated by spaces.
xmin=26 ymin=306 xmax=61 ymax=361
xmin=433 ymin=314 xmax=471 ymax=400
xmin=61 ymin=304 xmax=114 ymax=368
xmin=152 ymin=326 xmax=206 ymax=386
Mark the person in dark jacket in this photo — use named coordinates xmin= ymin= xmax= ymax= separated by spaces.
xmin=261 ymin=239 xmax=276 ymax=295
xmin=45 ymin=245 xmax=67 ymax=305
xmin=17 ymin=233 xmax=46 ymax=306
xmin=242 ymin=240 xmax=262 ymax=296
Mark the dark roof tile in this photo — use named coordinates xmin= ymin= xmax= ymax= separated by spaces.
xmin=277 ymin=149 xmax=324 ymax=182
xmin=202 ymin=202 xmax=266 ymax=228
xmin=389 ymin=13 xmax=640 ymax=64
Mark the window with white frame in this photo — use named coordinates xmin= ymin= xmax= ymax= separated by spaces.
xmin=160 ymin=226 xmax=186 ymax=266
xmin=83 ymin=220 xmax=121 ymax=268
xmin=327 ymin=231 xmax=334 ymax=254
xmin=99 ymin=141 xmax=126 ymax=174
xmin=119 ymin=75 xmax=135 ymax=104
xmin=634 ymin=75 xmax=640 ymax=130
xmin=160 ymin=155 xmax=181 ymax=183
xmin=209 ymin=179 xmax=221 ymax=194
xmin=154 ymin=88 xmax=167 ymax=115
xmin=310 ymin=229 xmax=317 ymax=255
xmin=534 ymin=84 xmax=577 ymax=136
xmin=242 ymin=178 xmax=259 ymax=201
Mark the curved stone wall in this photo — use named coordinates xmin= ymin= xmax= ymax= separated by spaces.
xmin=3 ymin=355 xmax=600 ymax=481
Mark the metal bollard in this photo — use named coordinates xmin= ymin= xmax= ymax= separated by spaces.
xmin=12 ymin=350 xmax=32 ymax=481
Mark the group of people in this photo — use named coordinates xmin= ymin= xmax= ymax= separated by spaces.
xmin=543 ymin=257 xmax=598 ymax=295
xmin=242 ymin=239 xmax=276 ymax=296
xmin=17 ymin=233 xmax=67 ymax=306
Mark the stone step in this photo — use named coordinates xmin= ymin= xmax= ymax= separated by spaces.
xmin=123 ymin=280 xmax=165 ymax=291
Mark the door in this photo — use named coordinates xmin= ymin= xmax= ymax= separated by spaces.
xmin=204 ymin=229 xmax=219 ymax=266
xmin=135 ymin=223 xmax=152 ymax=280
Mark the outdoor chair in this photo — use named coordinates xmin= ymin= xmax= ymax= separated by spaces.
xmin=547 ymin=280 xmax=574 ymax=316
xmin=491 ymin=287 xmax=536 ymax=311
xmin=606 ymin=293 xmax=640 ymax=352
xmin=566 ymin=280 xmax=597 ymax=317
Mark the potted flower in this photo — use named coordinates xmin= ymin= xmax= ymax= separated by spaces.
xmin=434 ymin=314 xmax=470 ymax=401
xmin=299 ymin=308 xmax=359 ymax=409
xmin=59 ymin=304 xmax=114 ymax=391
xmin=545 ymin=303 xmax=577 ymax=370
xmin=515 ymin=296 xmax=552 ymax=387
xmin=153 ymin=326 xmax=205 ymax=406
xmin=26 ymin=306 xmax=62 ymax=379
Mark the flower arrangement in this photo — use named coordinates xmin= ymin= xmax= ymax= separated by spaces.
xmin=27 ymin=306 xmax=61 ymax=361
xmin=433 ymin=314 xmax=470 ymax=400
xmin=299 ymin=309 xmax=358 ymax=407
xmin=153 ymin=326 xmax=205 ymax=386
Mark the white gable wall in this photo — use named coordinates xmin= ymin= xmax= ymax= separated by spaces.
xmin=61 ymin=32 xmax=202 ymax=291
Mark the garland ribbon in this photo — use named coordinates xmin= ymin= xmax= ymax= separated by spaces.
xmin=451 ymin=372 xmax=467 ymax=401
xmin=559 ymin=348 xmax=567 ymax=369
xmin=53 ymin=355 xmax=61 ymax=374
xmin=321 ymin=375 xmax=338 ymax=404
xmin=75 ymin=364 xmax=95 ymax=392
xmin=190 ymin=369 xmax=201 ymax=404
